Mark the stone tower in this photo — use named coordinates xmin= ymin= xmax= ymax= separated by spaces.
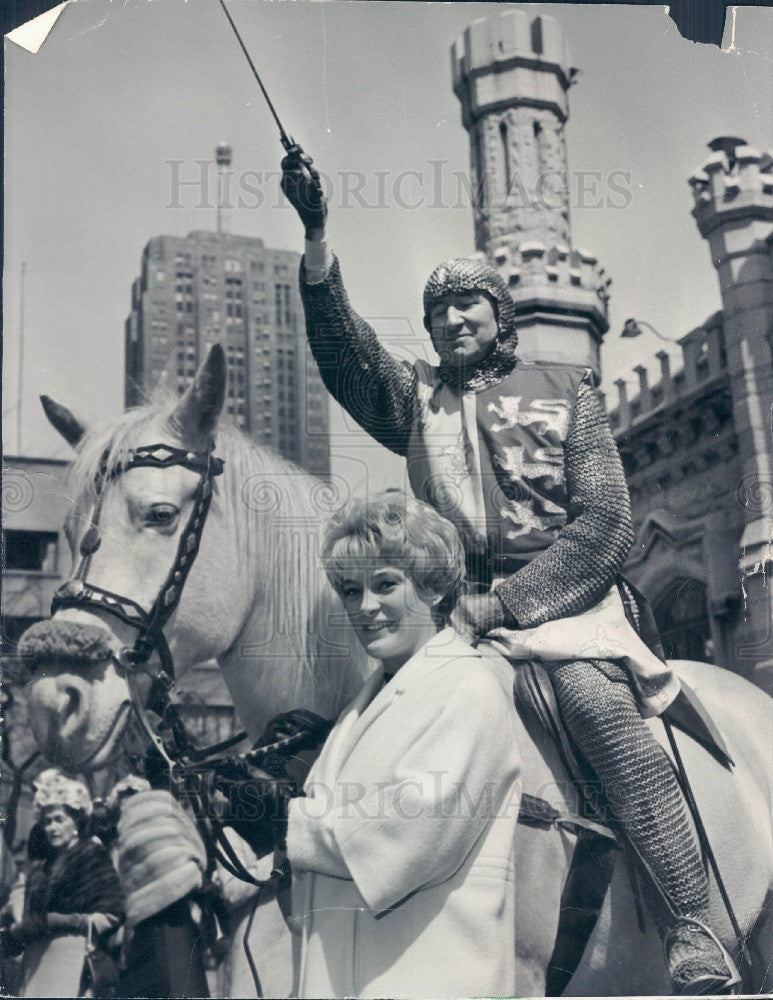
xmin=452 ymin=10 xmax=610 ymax=375
xmin=689 ymin=138 xmax=773 ymax=689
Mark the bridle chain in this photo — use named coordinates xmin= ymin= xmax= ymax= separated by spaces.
xmin=49 ymin=440 xmax=316 ymax=895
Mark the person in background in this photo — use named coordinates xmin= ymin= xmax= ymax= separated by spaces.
xmin=114 ymin=753 xmax=211 ymax=999
xmin=2 ymin=769 xmax=123 ymax=998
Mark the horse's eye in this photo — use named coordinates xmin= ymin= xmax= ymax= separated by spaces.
xmin=147 ymin=504 xmax=179 ymax=527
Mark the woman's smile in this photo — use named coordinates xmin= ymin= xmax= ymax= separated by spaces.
xmin=340 ymin=566 xmax=439 ymax=673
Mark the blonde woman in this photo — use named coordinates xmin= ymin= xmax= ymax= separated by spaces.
xmin=285 ymin=490 xmax=521 ymax=998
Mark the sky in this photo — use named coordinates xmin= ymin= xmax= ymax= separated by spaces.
xmin=3 ymin=0 xmax=772 ymax=494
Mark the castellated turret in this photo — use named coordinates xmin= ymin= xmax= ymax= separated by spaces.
xmin=689 ymin=138 xmax=773 ymax=357
xmin=452 ymin=10 xmax=609 ymax=374
xmin=690 ymin=137 xmax=773 ymax=684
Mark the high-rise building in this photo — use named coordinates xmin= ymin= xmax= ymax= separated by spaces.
xmin=125 ymin=228 xmax=330 ymax=479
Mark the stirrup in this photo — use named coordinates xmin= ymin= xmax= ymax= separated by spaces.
xmin=665 ymin=916 xmax=742 ymax=996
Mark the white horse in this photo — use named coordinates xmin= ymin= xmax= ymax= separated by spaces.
xmin=21 ymin=346 xmax=773 ymax=996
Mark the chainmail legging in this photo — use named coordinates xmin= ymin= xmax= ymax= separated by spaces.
xmin=549 ymin=658 xmax=710 ymax=927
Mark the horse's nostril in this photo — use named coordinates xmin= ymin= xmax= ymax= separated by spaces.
xmin=57 ymin=683 xmax=86 ymax=740
xmin=64 ymin=686 xmax=81 ymax=722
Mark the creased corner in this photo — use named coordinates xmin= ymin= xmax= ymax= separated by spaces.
xmin=6 ymin=1 xmax=69 ymax=55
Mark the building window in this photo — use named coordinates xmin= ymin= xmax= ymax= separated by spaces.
xmin=499 ymin=120 xmax=511 ymax=194
xmin=474 ymin=130 xmax=485 ymax=207
xmin=3 ymin=530 xmax=58 ymax=573
xmin=530 ymin=15 xmax=543 ymax=54
xmin=274 ymin=283 xmax=292 ymax=326
xmin=654 ymin=578 xmax=712 ymax=662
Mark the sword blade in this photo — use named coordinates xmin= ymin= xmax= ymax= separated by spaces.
xmin=216 ymin=0 xmax=294 ymax=151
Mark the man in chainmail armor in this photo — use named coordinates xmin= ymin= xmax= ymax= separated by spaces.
xmin=280 ymin=147 xmax=739 ymax=996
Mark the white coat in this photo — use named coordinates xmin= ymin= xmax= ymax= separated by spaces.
xmin=285 ymin=628 xmax=522 ymax=999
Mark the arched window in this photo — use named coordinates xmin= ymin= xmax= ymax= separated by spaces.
xmin=654 ymin=578 xmax=713 ymax=662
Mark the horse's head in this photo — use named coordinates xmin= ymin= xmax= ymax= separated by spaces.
xmin=21 ymin=346 xmax=237 ymax=769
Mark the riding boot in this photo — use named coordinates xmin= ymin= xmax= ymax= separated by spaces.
xmin=549 ymin=657 xmax=741 ymax=996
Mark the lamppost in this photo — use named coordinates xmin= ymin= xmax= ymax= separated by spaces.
xmin=620 ymin=317 xmax=679 ymax=344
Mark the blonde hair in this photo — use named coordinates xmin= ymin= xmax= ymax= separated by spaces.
xmin=322 ymin=489 xmax=465 ymax=623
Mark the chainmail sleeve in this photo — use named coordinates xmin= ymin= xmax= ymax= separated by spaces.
xmin=494 ymin=373 xmax=634 ymax=628
xmin=300 ymin=254 xmax=417 ymax=456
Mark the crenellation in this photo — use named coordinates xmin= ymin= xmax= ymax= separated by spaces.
xmin=633 ymin=364 xmax=651 ymax=411
xmin=610 ymin=316 xmax=728 ymax=434
xmin=489 ymin=239 xmax=609 ymax=304
xmin=614 ymin=378 xmax=631 ymax=427
xmin=690 ymin=138 xmax=773 ymax=241
xmin=616 ymin=386 xmax=737 ymax=483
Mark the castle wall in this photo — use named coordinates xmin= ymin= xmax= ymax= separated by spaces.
xmin=612 ymin=140 xmax=773 ymax=693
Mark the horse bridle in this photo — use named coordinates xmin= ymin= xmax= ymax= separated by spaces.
xmin=50 ymin=439 xmax=319 ymax=896
xmin=53 ymin=441 xmax=224 ymax=706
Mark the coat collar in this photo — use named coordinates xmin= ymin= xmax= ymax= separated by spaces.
xmin=308 ymin=629 xmax=481 ymax=787
xmin=387 ymin=627 xmax=482 ymax=693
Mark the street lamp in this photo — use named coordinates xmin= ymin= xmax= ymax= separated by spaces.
xmin=620 ymin=317 xmax=678 ymax=343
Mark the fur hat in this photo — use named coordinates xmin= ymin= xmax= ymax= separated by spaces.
xmin=117 ymin=790 xmax=207 ymax=926
xmin=33 ymin=768 xmax=92 ymax=818
xmin=106 ymin=774 xmax=151 ymax=809
xmin=422 ymin=257 xmax=517 ymax=344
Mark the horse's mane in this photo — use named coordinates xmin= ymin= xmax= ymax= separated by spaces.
xmin=68 ymin=390 xmax=368 ymax=716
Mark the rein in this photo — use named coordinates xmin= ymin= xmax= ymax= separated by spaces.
xmin=50 ymin=440 xmax=301 ymax=897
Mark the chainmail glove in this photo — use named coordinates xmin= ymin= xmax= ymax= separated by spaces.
xmin=281 ymin=145 xmax=327 ymax=237
xmin=450 ymin=591 xmax=515 ymax=644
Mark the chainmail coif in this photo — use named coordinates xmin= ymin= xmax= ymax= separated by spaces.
xmin=422 ymin=257 xmax=518 ymax=345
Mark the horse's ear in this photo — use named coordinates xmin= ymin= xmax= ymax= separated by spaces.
xmin=169 ymin=344 xmax=226 ymax=440
xmin=40 ymin=395 xmax=86 ymax=448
